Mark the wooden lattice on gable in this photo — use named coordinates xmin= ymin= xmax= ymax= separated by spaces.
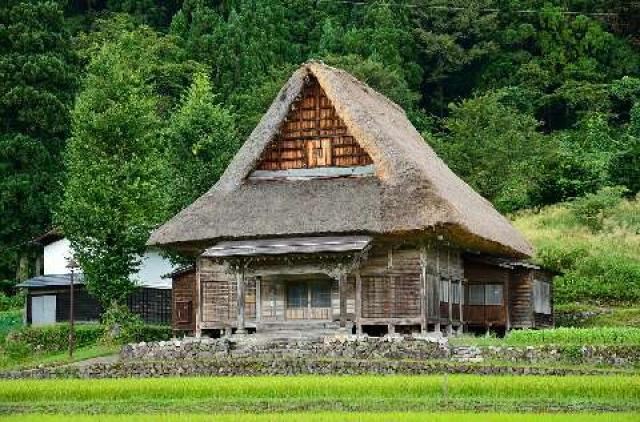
xmin=256 ymin=76 xmax=373 ymax=171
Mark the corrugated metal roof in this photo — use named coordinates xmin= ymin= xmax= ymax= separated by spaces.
xmin=202 ymin=236 xmax=373 ymax=258
xmin=17 ymin=273 xmax=172 ymax=289
xmin=16 ymin=274 xmax=84 ymax=288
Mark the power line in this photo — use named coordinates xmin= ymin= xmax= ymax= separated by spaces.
xmin=315 ymin=0 xmax=640 ymax=18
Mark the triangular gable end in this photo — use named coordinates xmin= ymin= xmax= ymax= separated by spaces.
xmin=250 ymin=75 xmax=374 ymax=179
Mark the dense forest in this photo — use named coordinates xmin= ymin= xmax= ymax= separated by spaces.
xmin=1 ymin=0 xmax=639 ymax=306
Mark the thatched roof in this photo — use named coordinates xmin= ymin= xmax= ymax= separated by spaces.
xmin=149 ymin=62 xmax=533 ymax=258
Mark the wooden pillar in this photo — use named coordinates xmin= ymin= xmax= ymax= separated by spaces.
xmin=434 ymin=246 xmax=441 ymax=333
xmin=195 ymin=257 xmax=202 ymax=338
xmin=339 ymin=272 xmax=347 ymax=328
xmin=355 ymin=270 xmax=362 ymax=335
xmin=255 ymin=276 xmax=261 ymax=324
xmin=420 ymin=245 xmax=428 ymax=333
xmin=447 ymin=247 xmax=453 ymax=335
xmin=236 ymin=262 xmax=247 ymax=335
xmin=458 ymin=279 xmax=464 ymax=335
xmin=504 ymin=272 xmax=511 ymax=331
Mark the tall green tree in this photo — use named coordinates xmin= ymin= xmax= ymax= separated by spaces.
xmin=165 ymin=72 xmax=239 ymax=213
xmin=58 ymin=28 xmax=172 ymax=307
xmin=0 ymin=0 xmax=76 ymax=280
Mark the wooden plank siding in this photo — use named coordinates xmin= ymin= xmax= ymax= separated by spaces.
xmin=256 ymin=76 xmax=373 ymax=171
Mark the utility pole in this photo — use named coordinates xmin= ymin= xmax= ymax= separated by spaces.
xmin=66 ymin=257 xmax=78 ymax=358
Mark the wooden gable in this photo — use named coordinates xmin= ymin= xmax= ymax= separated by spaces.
xmin=255 ymin=76 xmax=373 ymax=171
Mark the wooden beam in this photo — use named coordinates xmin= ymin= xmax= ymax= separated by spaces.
xmin=420 ymin=245 xmax=428 ymax=333
xmin=255 ymin=276 xmax=261 ymax=324
xmin=195 ymin=257 xmax=202 ymax=338
xmin=434 ymin=246 xmax=441 ymax=333
xmin=339 ymin=272 xmax=347 ymax=328
xmin=248 ymin=165 xmax=375 ymax=181
xmin=504 ymin=271 xmax=511 ymax=331
xmin=355 ymin=270 xmax=362 ymax=335
xmin=236 ymin=263 xmax=247 ymax=335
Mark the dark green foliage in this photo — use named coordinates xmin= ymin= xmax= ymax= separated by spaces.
xmin=0 ymin=310 xmax=22 ymax=339
xmin=100 ymin=303 xmax=171 ymax=344
xmin=0 ymin=0 xmax=76 ymax=280
xmin=0 ymin=291 xmax=25 ymax=312
xmin=57 ymin=27 xmax=175 ymax=306
xmin=164 ymin=72 xmax=239 ymax=213
xmin=569 ymin=186 xmax=628 ymax=231
xmin=4 ymin=324 xmax=103 ymax=357
xmin=0 ymin=0 xmax=637 ymax=308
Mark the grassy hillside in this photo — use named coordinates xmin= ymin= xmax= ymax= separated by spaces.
xmin=513 ymin=191 xmax=640 ymax=314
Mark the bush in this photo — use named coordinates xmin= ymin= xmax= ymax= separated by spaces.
xmin=0 ymin=310 xmax=22 ymax=339
xmin=5 ymin=324 xmax=103 ymax=356
xmin=0 ymin=291 xmax=25 ymax=312
xmin=569 ymin=186 xmax=628 ymax=231
xmin=100 ymin=304 xmax=171 ymax=344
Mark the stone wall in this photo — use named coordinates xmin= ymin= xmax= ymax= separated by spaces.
xmin=0 ymin=357 xmax=616 ymax=380
xmin=120 ymin=336 xmax=640 ymax=367
xmin=2 ymin=336 xmax=639 ymax=379
xmin=120 ymin=336 xmax=448 ymax=361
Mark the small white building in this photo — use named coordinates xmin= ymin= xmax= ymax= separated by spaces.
xmin=18 ymin=230 xmax=175 ymax=326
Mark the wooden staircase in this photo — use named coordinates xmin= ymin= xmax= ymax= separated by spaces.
xmin=252 ymin=321 xmax=347 ymax=341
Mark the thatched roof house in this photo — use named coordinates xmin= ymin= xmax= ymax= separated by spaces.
xmin=149 ymin=61 xmax=532 ymax=258
xmin=151 ymin=62 xmax=550 ymax=338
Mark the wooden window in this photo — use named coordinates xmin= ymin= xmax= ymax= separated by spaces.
xmin=484 ymin=284 xmax=503 ymax=306
xmin=439 ymin=278 xmax=449 ymax=302
xmin=287 ymin=282 xmax=309 ymax=309
xmin=468 ymin=284 xmax=484 ymax=305
xmin=468 ymin=284 xmax=503 ymax=306
xmin=451 ymin=281 xmax=460 ymax=304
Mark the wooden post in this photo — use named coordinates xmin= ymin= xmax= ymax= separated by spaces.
xmin=255 ymin=276 xmax=261 ymax=324
xmin=236 ymin=262 xmax=247 ymax=335
xmin=504 ymin=272 xmax=511 ymax=332
xmin=458 ymin=279 xmax=464 ymax=335
xmin=434 ymin=246 xmax=441 ymax=333
xmin=420 ymin=245 xmax=428 ymax=333
xmin=68 ymin=267 xmax=75 ymax=357
xmin=339 ymin=272 xmax=347 ymax=328
xmin=355 ymin=270 xmax=362 ymax=335
xmin=447 ymin=247 xmax=453 ymax=336
xmin=195 ymin=257 xmax=202 ymax=338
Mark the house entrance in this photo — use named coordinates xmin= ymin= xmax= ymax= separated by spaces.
xmin=285 ymin=279 xmax=332 ymax=320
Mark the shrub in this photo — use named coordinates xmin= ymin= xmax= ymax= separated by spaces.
xmin=569 ymin=186 xmax=628 ymax=231
xmin=0 ymin=310 xmax=22 ymax=339
xmin=100 ymin=304 xmax=171 ymax=344
xmin=0 ymin=291 xmax=25 ymax=312
xmin=5 ymin=324 xmax=103 ymax=356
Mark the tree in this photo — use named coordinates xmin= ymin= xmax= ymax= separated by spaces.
xmin=165 ymin=72 xmax=239 ymax=213
xmin=0 ymin=0 xmax=76 ymax=280
xmin=432 ymin=89 xmax=546 ymax=212
xmin=58 ymin=28 xmax=171 ymax=307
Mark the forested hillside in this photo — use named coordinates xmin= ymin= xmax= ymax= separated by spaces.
xmin=1 ymin=1 xmax=638 ymax=307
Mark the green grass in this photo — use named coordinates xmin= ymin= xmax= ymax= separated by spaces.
xmin=0 ymin=375 xmax=637 ymax=414
xmin=512 ymin=196 xmax=640 ymax=305
xmin=1 ymin=413 xmax=638 ymax=422
xmin=450 ymin=327 xmax=640 ymax=346
xmin=0 ymin=343 xmax=118 ymax=371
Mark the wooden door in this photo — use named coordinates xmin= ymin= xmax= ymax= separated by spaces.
xmin=285 ymin=280 xmax=331 ymax=320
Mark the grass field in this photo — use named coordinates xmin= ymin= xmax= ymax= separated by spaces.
xmin=1 ymin=412 xmax=638 ymax=422
xmin=0 ymin=375 xmax=637 ymax=414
